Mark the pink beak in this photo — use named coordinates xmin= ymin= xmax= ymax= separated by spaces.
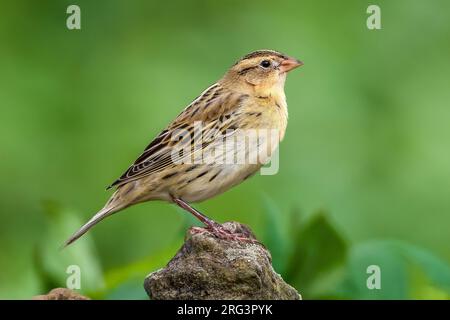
xmin=279 ymin=57 xmax=303 ymax=73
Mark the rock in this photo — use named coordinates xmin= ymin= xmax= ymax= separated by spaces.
xmin=144 ymin=221 xmax=301 ymax=300
xmin=32 ymin=288 xmax=90 ymax=300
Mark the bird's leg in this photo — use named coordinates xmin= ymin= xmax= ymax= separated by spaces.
xmin=172 ymin=197 xmax=254 ymax=242
xmin=172 ymin=197 xmax=221 ymax=229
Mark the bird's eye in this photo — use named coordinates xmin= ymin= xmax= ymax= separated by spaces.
xmin=260 ymin=60 xmax=271 ymax=68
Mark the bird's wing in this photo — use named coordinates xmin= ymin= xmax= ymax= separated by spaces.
xmin=108 ymin=84 xmax=248 ymax=188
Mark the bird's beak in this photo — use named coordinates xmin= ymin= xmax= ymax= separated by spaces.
xmin=279 ymin=57 xmax=303 ymax=73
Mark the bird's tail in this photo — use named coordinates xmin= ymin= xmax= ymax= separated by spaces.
xmin=63 ymin=194 xmax=125 ymax=248
xmin=63 ymin=183 xmax=140 ymax=248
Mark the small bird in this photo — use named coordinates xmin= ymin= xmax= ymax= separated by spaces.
xmin=65 ymin=50 xmax=302 ymax=246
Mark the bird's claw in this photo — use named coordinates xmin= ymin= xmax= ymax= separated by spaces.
xmin=190 ymin=224 xmax=258 ymax=243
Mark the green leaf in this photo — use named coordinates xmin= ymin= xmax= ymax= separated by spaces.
xmin=285 ymin=211 xmax=348 ymax=298
xmin=105 ymin=278 xmax=149 ymax=300
xmin=261 ymin=196 xmax=289 ymax=274
xmin=90 ymin=243 xmax=181 ymax=299
xmin=408 ymin=264 xmax=450 ymax=299
xmin=400 ymin=242 xmax=450 ymax=293
xmin=334 ymin=240 xmax=450 ymax=299
xmin=34 ymin=200 xmax=104 ymax=295
xmin=333 ymin=240 xmax=408 ymax=299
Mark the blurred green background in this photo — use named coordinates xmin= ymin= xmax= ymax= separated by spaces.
xmin=1 ymin=0 xmax=449 ymax=299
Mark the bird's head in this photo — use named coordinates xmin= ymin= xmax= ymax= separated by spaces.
xmin=221 ymin=49 xmax=303 ymax=95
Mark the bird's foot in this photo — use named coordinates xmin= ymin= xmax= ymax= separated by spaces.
xmin=190 ymin=223 xmax=258 ymax=243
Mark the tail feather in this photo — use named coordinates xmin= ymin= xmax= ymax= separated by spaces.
xmin=63 ymin=184 xmax=138 ymax=248
xmin=63 ymin=206 xmax=117 ymax=248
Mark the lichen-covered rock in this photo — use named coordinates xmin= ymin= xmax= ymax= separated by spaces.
xmin=144 ymin=222 xmax=301 ymax=300
xmin=32 ymin=288 xmax=90 ymax=300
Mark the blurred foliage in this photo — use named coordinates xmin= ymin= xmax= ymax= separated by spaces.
xmin=334 ymin=240 xmax=450 ymax=299
xmin=1 ymin=0 xmax=450 ymax=299
xmin=263 ymin=203 xmax=450 ymax=299
xmin=284 ymin=211 xmax=348 ymax=298
xmin=32 ymin=201 xmax=450 ymax=299
xmin=34 ymin=201 xmax=104 ymax=294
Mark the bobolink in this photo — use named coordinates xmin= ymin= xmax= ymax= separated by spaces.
xmin=65 ymin=49 xmax=302 ymax=246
